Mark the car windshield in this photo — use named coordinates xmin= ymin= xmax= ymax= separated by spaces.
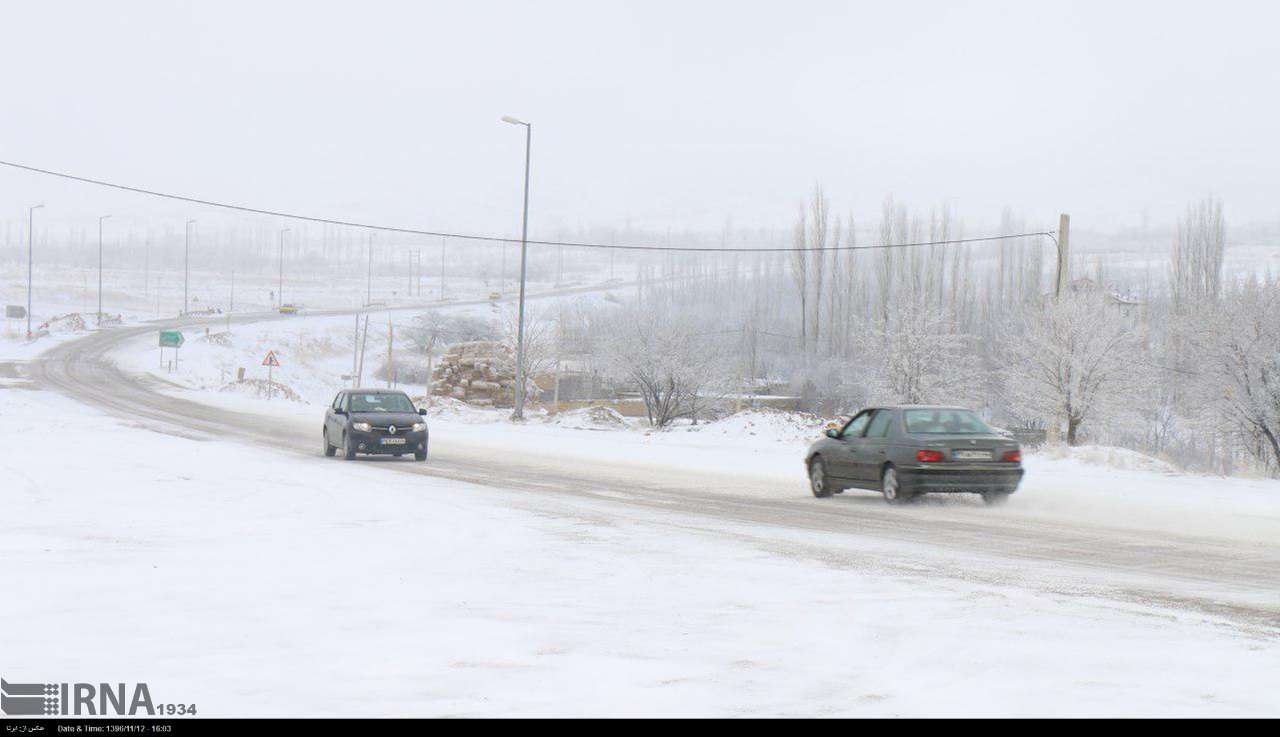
xmin=349 ymin=393 xmax=416 ymax=413
xmin=903 ymin=409 xmax=993 ymax=435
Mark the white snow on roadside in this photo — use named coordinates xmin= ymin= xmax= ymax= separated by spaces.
xmin=2 ymin=386 xmax=1277 ymax=717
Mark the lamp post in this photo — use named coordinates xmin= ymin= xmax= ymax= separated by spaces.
xmin=183 ymin=219 xmax=197 ymax=315
xmin=97 ymin=214 xmax=111 ymax=325
xmin=501 ymin=114 xmax=532 ymax=420
xmin=26 ymin=204 xmax=44 ymax=338
xmin=277 ymin=228 xmax=290 ymax=308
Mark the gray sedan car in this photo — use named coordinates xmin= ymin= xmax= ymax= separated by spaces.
xmin=805 ymin=405 xmax=1024 ymax=505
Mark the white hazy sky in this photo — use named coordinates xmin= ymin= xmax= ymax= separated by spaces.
xmin=1 ymin=0 xmax=1277 ymax=238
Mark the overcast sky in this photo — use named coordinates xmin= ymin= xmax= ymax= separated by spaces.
xmin=2 ymin=0 xmax=1278 ymax=239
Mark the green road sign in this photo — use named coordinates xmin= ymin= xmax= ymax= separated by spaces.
xmin=159 ymin=330 xmax=185 ymax=348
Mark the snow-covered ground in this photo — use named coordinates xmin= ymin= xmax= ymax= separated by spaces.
xmin=3 ymin=381 xmax=1278 ymax=717
xmin=5 ymin=304 xmax=1280 ymax=717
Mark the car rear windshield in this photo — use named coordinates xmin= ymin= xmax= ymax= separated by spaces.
xmin=903 ymin=409 xmax=992 ymax=435
xmin=349 ymin=393 xmax=416 ymax=413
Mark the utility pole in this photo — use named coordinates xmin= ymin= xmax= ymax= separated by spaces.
xmin=277 ymin=228 xmax=290 ymax=309
xmin=352 ymin=313 xmax=360 ymax=387
xmin=1055 ymin=213 xmax=1071 ymax=298
xmin=183 ymin=219 xmax=197 ymax=315
xmin=501 ymin=114 xmax=533 ymax=419
xmin=366 ymin=233 xmax=374 ymax=306
xmin=97 ymin=214 xmax=111 ymax=325
xmin=26 ymin=204 xmax=44 ymax=339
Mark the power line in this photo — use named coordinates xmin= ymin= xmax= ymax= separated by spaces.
xmin=0 ymin=157 xmax=1053 ymax=253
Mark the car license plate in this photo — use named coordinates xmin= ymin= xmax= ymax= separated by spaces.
xmin=953 ymin=449 xmax=992 ymax=460
xmin=380 ymin=438 xmax=407 ymax=445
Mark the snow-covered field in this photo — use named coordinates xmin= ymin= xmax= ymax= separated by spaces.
xmin=3 ymin=381 xmax=1278 ymax=717
xmin=3 ymin=304 xmax=1279 ymax=717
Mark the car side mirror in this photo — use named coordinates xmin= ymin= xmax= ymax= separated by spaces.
xmin=334 ymin=408 xmax=346 ymax=416
xmin=418 ymin=408 xmax=428 ymax=415
xmin=826 ymin=428 xmax=840 ymax=439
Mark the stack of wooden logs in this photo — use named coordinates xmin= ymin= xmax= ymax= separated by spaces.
xmin=429 ymin=341 xmax=516 ymax=407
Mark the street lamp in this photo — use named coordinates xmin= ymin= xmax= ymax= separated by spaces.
xmin=278 ymin=228 xmax=290 ymax=308
xmin=183 ymin=219 xmax=197 ymax=315
xmin=26 ymin=204 xmax=44 ymax=339
xmin=502 ymin=114 xmax=532 ymax=420
xmin=97 ymin=214 xmax=111 ymax=325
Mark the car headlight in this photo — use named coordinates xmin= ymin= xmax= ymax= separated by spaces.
xmin=412 ymin=423 xmax=426 ymax=432
xmin=351 ymin=422 xmax=371 ymax=432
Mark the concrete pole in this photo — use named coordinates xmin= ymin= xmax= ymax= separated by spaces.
xmin=97 ymin=214 xmax=110 ymax=325
xmin=1055 ymin=213 xmax=1071 ymax=298
xmin=26 ymin=204 xmax=43 ymax=338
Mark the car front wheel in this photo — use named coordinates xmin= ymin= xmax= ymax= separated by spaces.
xmin=343 ymin=432 xmax=357 ymax=460
xmin=322 ymin=429 xmax=336 ymax=457
xmin=809 ymin=457 xmax=833 ymax=498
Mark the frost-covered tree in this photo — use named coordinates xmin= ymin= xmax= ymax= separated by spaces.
xmin=1003 ymin=291 xmax=1145 ymax=445
xmin=1199 ymin=281 xmax=1280 ymax=473
xmin=861 ymin=302 xmax=982 ymax=406
xmin=601 ymin=305 xmax=725 ymax=428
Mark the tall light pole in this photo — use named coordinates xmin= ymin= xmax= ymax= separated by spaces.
xmin=183 ymin=219 xmax=197 ymax=315
xmin=501 ymin=114 xmax=532 ymax=419
xmin=26 ymin=204 xmax=44 ymax=339
xmin=277 ymin=228 xmax=290 ymax=308
xmin=97 ymin=214 xmax=111 ymax=325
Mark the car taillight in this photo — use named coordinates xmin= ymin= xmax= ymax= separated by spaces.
xmin=1002 ymin=450 xmax=1022 ymax=463
xmin=917 ymin=449 xmax=944 ymax=463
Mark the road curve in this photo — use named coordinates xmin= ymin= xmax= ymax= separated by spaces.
xmin=29 ymin=307 xmax=1280 ymax=632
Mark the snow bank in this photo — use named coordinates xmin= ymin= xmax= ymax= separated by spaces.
xmin=1037 ymin=444 xmax=1180 ymax=474
xmin=673 ymin=408 xmax=834 ymax=445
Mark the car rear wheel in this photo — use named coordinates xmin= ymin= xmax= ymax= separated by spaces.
xmin=322 ymin=429 xmax=336 ymax=457
xmin=882 ymin=466 xmax=912 ymax=505
xmin=343 ymin=432 xmax=357 ymax=460
xmin=809 ymin=457 xmax=833 ymax=498
xmin=982 ymin=491 xmax=1011 ymax=506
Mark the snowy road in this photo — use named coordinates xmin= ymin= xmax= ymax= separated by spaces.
xmin=29 ymin=311 xmax=1280 ymax=633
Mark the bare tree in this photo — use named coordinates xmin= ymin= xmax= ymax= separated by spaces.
xmin=789 ymin=205 xmax=808 ymax=352
xmin=808 ymin=185 xmax=829 ymax=353
xmin=1170 ymin=197 xmax=1226 ymax=308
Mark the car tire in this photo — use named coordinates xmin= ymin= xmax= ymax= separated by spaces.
xmin=881 ymin=465 xmax=912 ymax=505
xmin=414 ymin=450 xmax=427 ymax=462
xmin=343 ymin=433 xmax=357 ymax=461
xmin=982 ymin=491 xmax=1011 ymax=506
xmin=809 ymin=456 xmax=834 ymax=498
xmin=322 ymin=430 xmax=336 ymax=457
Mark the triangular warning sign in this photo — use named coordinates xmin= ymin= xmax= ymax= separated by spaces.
xmin=262 ymin=350 xmax=281 ymax=367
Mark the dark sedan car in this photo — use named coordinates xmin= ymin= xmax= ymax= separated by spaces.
xmin=805 ymin=405 xmax=1023 ymax=505
xmin=323 ymin=389 xmax=429 ymax=461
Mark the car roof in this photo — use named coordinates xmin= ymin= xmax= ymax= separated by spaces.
xmin=883 ymin=404 xmax=972 ymax=411
xmin=345 ymin=388 xmax=410 ymax=395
